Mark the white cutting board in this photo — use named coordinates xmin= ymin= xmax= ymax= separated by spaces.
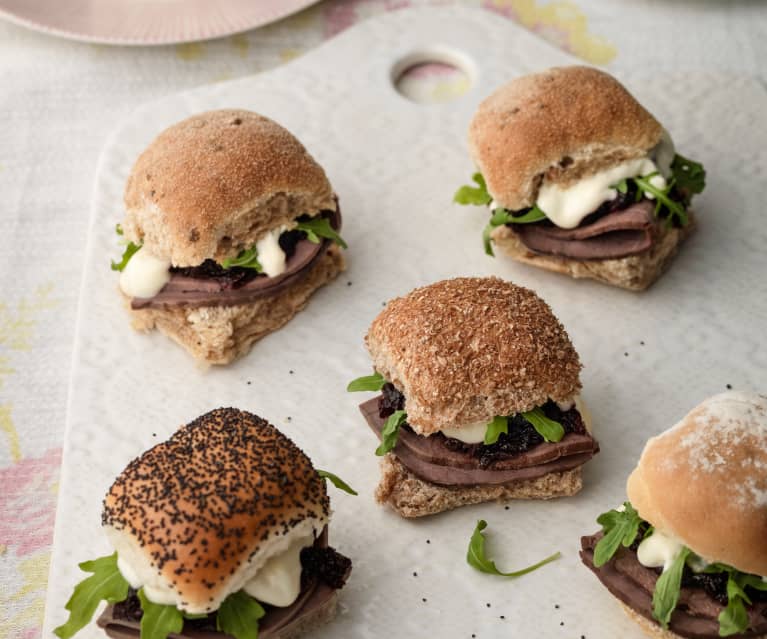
xmin=43 ymin=7 xmax=767 ymax=639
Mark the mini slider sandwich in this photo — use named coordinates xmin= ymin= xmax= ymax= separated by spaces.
xmin=112 ymin=109 xmax=346 ymax=364
xmin=348 ymin=276 xmax=599 ymax=518
xmin=455 ymin=66 xmax=706 ymax=290
xmin=54 ymin=408 xmax=353 ymax=639
xmin=581 ymin=391 xmax=767 ymax=639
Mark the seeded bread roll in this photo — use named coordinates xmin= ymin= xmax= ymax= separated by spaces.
xmin=626 ymin=391 xmax=767 ymax=576
xmin=468 ymin=66 xmax=663 ymax=211
xmin=123 ymin=109 xmax=336 ymax=267
xmin=365 ymin=277 xmax=582 ymax=434
xmin=491 ymin=214 xmax=696 ymax=291
xmin=102 ymin=408 xmax=329 ymax=614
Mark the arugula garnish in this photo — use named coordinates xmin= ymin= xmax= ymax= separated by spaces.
xmin=483 ymin=409 xmax=564 ymax=445
xmin=484 ymin=416 xmax=508 ymax=445
xmin=137 ymin=589 xmax=184 ymax=639
xmin=54 ymin=553 xmax=130 ymax=639
xmin=221 ymin=217 xmax=346 ymax=272
xmin=222 ymin=247 xmax=263 ymax=271
xmin=467 ymin=519 xmax=561 ymax=577
xmin=454 ymin=172 xmax=549 ymax=255
xmin=481 ymin=206 xmax=548 ymax=256
xmin=376 ymin=409 xmax=407 ymax=456
xmin=111 ymin=223 xmax=142 ymax=272
xmin=593 ymin=502 xmax=643 ymax=567
xmin=317 ymin=469 xmax=358 ymax=495
xmin=653 ymin=547 xmax=691 ymax=629
xmin=453 ymin=172 xmax=492 ymax=206
xmin=592 ymin=502 xmax=766 ymax=635
xmin=698 ymin=564 xmax=767 ymax=636
xmin=522 ymin=408 xmax=565 ymax=443
xmin=347 ymin=372 xmax=386 ymax=392
xmin=295 ymin=217 xmax=348 ymax=249
xmin=670 ymin=153 xmax=706 ymax=198
xmin=632 ymin=173 xmax=689 ymax=227
xmin=111 ymin=242 xmax=142 ymax=272
xmin=720 ymin=575 xmax=752 ymax=637
xmin=217 ymin=591 xmax=266 ymax=639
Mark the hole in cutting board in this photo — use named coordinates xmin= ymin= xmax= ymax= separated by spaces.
xmin=392 ymin=46 xmax=475 ymax=104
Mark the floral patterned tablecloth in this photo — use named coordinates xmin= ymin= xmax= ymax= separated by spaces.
xmin=1 ymin=1 xmax=765 ymax=637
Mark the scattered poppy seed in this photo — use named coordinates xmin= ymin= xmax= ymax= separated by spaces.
xmin=504 ymin=506 xmax=509 ymax=510
xmin=726 ymin=384 xmax=732 ymax=389
xmin=347 ymin=281 xmax=352 ymax=286
xmin=152 ymin=433 xmax=156 ymax=437
xmin=426 ymin=539 xmax=430 ymax=544
xmin=289 ymin=370 xmax=294 ymax=374
xmin=624 ymin=352 xmax=629 ymax=357
xmin=640 ymin=341 xmax=645 ymax=346
xmin=413 ymin=572 xmax=417 ymax=577
xmin=560 ymin=622 xmax=564 ymax=626
xmin=554 ymin=604 xmax=559 ymax=609
xmin=422 ymin=598 xmax=427 ymax=602
xmin=500 ymin=615 xmax=505 ymax=620
xmin=486 ymin=603 xmax=491 ymax=608
xmin=286 ymin=417 xmax=292 ymax=422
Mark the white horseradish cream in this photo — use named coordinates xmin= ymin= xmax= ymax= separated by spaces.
xmin=119 ymin=248 xmax=171 ymax=299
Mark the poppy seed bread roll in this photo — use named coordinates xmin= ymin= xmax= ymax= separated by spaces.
xmin=102 ymin=408 xmax=330 ymax=614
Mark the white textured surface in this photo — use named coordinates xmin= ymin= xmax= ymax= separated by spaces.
xmin=43 ymin=7 xmax=767 ymax=639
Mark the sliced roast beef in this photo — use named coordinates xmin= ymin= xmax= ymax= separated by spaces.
xmin=131 ymin=208 xmax=341 ymax=310
xmin=359 ymin=397 xmax=599 ymax=487
xmin=515 ymin=200 xmax=659 ymax=260
xmin=131 ymin=237 xmax=328 ymax=309
xmin=580 ymin=534 xmax=767 ymax=639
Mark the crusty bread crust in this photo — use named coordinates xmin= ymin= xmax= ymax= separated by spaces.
xmin=468 ymin=66 xmax=663 ymax=211
xmin=490 ymin=212 xmax=696 ymax=291
xmin=102 ymin=408 xmax=329 ymax=613
xmin=627 ymin=391 xmax=767 ymax=577
xmin=365 ymin=277 xmax=581 ymax=435
xmin=375 ymin=454 xmax=582 ymax=518
xmin=128 ymin=245 xmax=343 ymax=365
xmin=124 ymin=109 xmax=336 ymax=267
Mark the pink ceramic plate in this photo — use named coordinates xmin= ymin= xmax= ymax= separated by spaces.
xmin=0 ymin=0 xmax=320 ymax=45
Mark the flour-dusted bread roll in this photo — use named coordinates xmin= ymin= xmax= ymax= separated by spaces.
xmin=348 ymin=276 xmax=599 ymax=518
xmin=112 ymin=110 xmax=346 ymax=364
xmin=455 ymin=66 xmax=706 ymax=290
xmin=581 ymin=392 xmax=767 ymax=639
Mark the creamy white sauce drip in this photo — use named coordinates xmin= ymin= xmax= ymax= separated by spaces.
xmin=536 ymin=157 xmax=659 ymax=229
xmin=440 ymin=421 xmax=489 ymax=444
xmin=243 ymin=534 xmax=313 ymax=607
xmin=119 ymin=248 xmax=171 ymax=299
xmin=637 ymin=530 xmax=684 ymax=572
xmin=255 ymin=226 xmax=289 ymax=278
xmin=652 ymin=130 xmax=676 ymax=179
xmin=107 ymin=520 xmax=319 ymax=612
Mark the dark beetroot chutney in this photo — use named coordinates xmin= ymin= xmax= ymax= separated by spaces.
xmin=377 ymin=384 xmax=586 ymax=467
